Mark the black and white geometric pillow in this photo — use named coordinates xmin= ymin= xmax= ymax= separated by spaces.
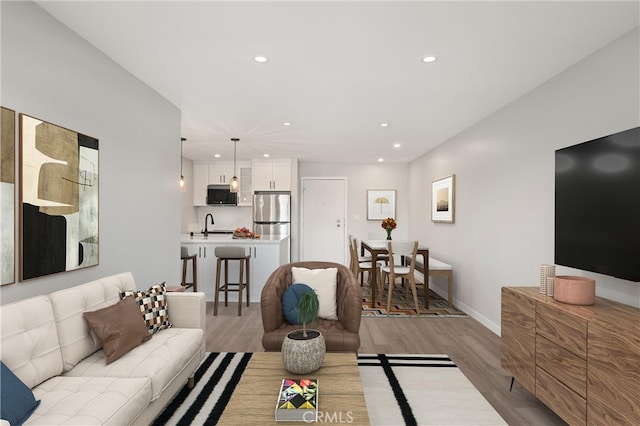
xmin=120 ymin=282 xmax=172 ymax=334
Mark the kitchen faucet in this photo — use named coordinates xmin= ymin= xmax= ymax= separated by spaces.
xmin=204 ymin=213 xmax=214 ymax=235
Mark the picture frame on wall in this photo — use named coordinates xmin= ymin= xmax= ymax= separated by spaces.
xmin=432 ymin=174 xmax=455 ymax=223
xmin=19 ymin=113 xmax=99 ymax=281
xmin=1 ymin=107 xmax=16 ymax=285
xmin=367 ymin=189 xmax=396 ymax=220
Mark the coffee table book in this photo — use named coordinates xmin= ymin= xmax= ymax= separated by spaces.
xmin=275 ymin=378 xmax=318 ymax=422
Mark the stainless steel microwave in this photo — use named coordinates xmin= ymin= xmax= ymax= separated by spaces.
xmin=206 ymin=184 xmax=237 ymax=205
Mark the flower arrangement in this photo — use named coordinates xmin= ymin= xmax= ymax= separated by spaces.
xmin=381 ymin=217 xmax=397 ymax=240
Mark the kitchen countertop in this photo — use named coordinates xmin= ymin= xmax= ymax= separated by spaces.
xmin=181 ymin=234 xmax=288 ymax=244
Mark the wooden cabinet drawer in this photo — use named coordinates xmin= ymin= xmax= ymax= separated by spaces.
xmin=587 ymin=322 xmax=640 ymax=425
xmin=501 ymin=288 xmax=536 ymax=394
xmin=536 ymin=367 xmax=586 ymax=426
xmin=536 ymin=302 xmax=587 ymax=358
xmin=536 ymin=334 xmax=586 ymax=398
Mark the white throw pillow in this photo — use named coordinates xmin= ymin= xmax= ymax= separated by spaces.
xmin=291 ymin=267 xmax=338 ymax=320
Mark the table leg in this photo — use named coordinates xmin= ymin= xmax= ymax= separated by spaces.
xmin=371 ymin=252 xmax=377 ymax=307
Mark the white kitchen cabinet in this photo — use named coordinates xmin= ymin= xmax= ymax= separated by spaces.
xmin=193 ymin=162 xmax=252 ymax=206
xmin=237 ymin=165 xmax=253 ymax=206
xmin=208 ymin=163 xmax=235 ymax=184
xmin=192 ymin=163 xmax=209 ymax=206
xmin=249 ymin=242 xmax=285 ymax=301
xmin=252 ymin=159 xmax=292 ymax=191
xmin=181 ymin=237 xmax=288 ymax=303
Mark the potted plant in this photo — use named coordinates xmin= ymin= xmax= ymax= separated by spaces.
xmin=281 ymin=289 xmax=326 ymax=374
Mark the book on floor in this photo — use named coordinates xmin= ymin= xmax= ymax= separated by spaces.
xmin=275 ymin=378 xmax=318 ymax=422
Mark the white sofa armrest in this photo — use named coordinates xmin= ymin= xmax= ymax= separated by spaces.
xmin=165 ymin=292 xmax=206 ymax=331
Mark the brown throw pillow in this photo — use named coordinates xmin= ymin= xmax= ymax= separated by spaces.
xmin=83 ymin=296 xmax=152 ymax=364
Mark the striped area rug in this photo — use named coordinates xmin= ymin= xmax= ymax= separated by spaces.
xmin=358 ymin=354 xmax=507 ymax=425
xmin=154 ymin=353 xmax=505 ymax=425
xmin=152 ymin=352 xmax=252 ymax=426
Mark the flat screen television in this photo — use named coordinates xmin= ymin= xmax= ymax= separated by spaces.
xmin=555 ymin=126 xmax=640 ymax=282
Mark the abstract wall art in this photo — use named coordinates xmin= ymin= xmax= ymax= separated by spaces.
xmin=19 ymin=114 xmax=99 ymax=280
xmin=1 ymin=107 xmax=16 ymax=285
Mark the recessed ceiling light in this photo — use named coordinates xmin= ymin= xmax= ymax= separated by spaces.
xmin=378 ymin=158 xmax=384 ymax=162
xmin=380 ymin=123 xmax=389 ymax=127
xmin=422 ymin=56 xmax=437 ymax=63
xmin=393 ymin=143 xmax=401 ymax=148
xmin=214 ymin=154 xmax=221 ymax=158
xmin=254 ymin=56 xmax=269 ymax=63
xmin=283 ymin=122 xmax=292 ymax=126
xmin=263 ymin=154 xmax=270 ymax=158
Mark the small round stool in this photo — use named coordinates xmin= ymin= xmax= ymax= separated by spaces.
xmin=214 ymin=246 xmax=250 ymax=316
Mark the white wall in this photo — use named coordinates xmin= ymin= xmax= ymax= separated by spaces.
xmin=1 ymin=2 xmax=182 ymax=304
xmin=299 ymin=162 xmax=410 ymax=246
xmin=409 ymin=28 xmax=640 ymax=334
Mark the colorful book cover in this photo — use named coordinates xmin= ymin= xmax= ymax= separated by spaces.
xmin=275 ymin=378 xmax=318 ymax=422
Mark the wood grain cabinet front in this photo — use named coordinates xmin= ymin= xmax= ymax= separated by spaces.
xmin=587 ymin=322 xmax=640 ymax=425
xmin=501 ymin=287 xmax=640 ymax=426
xmin=500 ymin=287 xmax=536 ymax=395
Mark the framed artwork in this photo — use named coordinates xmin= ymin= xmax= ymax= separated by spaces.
xmin=432 ymin=174 xmax=455 ymax=223
xmin=367 ymin=189 xmax=396 ymax=220
xmin=1 ymin=107 xmax=16 ymax=285
xmin=19 ymin=114 xmax=99 ymax=281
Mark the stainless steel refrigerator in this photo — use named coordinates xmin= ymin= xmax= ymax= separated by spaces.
xmin=253 ymin=191 xmax=291 ymax=238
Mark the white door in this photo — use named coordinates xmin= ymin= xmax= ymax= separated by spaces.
xmin=301 ymin=178 xmax=346 ymax=264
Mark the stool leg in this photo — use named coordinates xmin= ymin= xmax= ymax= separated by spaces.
xmin=214 ymin=258 xmax=221 ymax=316
xmin=181 ymin=259 xmax=187 ymax=287
xmin=192 ymin=256 xmax=197 ymax=292
xmin=224 ymin=259 xmax=229 ymax=306
xmin=245 ymin=257 xmax=250 ymax=307
xmin=237 ymin=260 xmax=243 ymax=316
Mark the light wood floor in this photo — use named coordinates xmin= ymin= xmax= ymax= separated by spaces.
xmin=206 ymin=302 xmax=566 ymax=426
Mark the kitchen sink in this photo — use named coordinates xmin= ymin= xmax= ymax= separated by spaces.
xmin=201 ymin=230 xmax=234 ymax=234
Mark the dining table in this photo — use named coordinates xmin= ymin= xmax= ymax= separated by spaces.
xmin=361 ymin=240 xmax=430 ymax=308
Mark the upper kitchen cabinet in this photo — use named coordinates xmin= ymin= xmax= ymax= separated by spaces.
xmin=252 ymin=159 xmax=292 ymax=191
xmin=192 ymin=161 xmax=251 ymax=206
xmin=208 ymin=163 xmax=235 ymax=184
xmin=237 ymin=166 xmax=252 ymax=207
xmin=193 ymin=163 xmax=209 ymax=206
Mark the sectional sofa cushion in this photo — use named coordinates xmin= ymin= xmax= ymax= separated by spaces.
xmin=0 ymin=295 xmax=63 ymax=389
xmin=30 ymin=376 xmax=151 ymax=425
xmin=83 ymin=296 xmax=152 ymax=364
xmin=120 ymin=282 xmax=172 ymax=334
xmin=49 ymin=273 xmax=136 ymax=371
xmin=0 ymin=361 xmax=41 ymax=426
xmin=63 ymin=327 xmax=203 ymax=401
xmin=291 ymin=267 xmax=338 ymax=320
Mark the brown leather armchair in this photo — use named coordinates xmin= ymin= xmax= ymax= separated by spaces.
xmin=261 ymin=261 xmax=362 ymax=352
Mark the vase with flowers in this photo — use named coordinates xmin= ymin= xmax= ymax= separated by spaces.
xmin=381 ymin=217 xmax=397 ymax=240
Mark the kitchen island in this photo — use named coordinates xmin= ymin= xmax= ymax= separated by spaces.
xmin=180 ymin=234 xmax=289 ymax=303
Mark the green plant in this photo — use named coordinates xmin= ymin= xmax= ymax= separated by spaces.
xmin=296 ymin=290 xmax=319 ymax=338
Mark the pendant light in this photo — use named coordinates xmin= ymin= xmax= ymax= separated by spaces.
xmin=179 ymin=137 xmax=186 ymax=191
xmin=229 ymin=138 xmax=239 ymax=193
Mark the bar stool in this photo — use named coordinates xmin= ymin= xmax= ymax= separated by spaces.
xmin=214 ymin=246 xmax=250 ymax=316
xmin=168 ymin=246 xmax=197 ymax=292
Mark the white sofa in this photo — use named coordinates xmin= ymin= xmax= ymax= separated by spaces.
xmin=0 ymin=272 xmax=206 ymax=425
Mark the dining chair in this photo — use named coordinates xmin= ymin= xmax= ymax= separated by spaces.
xmin=349 ymin=236 xmax=383 ymax=290
xmin=380 ymin=241 xmax=420 ymax=314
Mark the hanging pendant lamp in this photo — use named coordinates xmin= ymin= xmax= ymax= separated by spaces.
xmin=229 ymin=138 xmax=239 ymax=193
xmin=179 ymin=137 xmax=186 ymax=190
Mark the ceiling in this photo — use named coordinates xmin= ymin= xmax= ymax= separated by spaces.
xmin=36 ymin=1 xmax=639 ymax=163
